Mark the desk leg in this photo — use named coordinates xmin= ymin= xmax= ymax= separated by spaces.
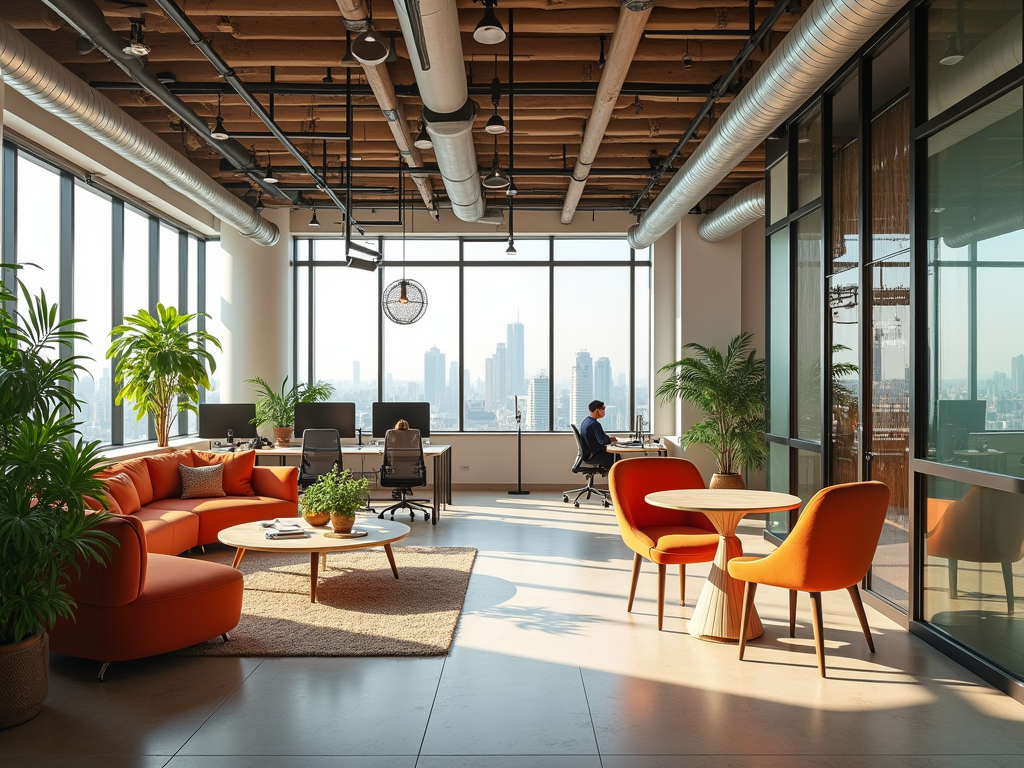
xmin=384 ymin=543 xmax=399 ymax=579
xmin=446 ymin=448 xmax=452 ymax=505
xmin=688 ymin=533 xmax=764 ymax=642
xmin=309 ymin=552 xmax=319 ymax=603
xmin=431 ymin=454 xmax=440 ymax=524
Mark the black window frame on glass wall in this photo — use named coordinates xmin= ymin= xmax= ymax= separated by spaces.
xmin=291 ymin=236 xmax=651 ymax=433
xmin=0 ymin=139 xmax=214 ymax=448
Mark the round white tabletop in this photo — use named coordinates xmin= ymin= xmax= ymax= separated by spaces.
xmin=218 ymin=517 xmax=410 ymax=603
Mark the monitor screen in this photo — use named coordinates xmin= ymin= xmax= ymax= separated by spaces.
xmin=372 ymin=401 xmax=431 ymax=438
xmin=198 ymin=403 xmax=258 ymax=440
xmin=294 ymin=402 xmax=357 ymax=438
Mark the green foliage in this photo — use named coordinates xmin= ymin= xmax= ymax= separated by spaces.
xmin=656 ymin=331 xmax=769 ymax=475
xmin=0 ymin=272 xmax=115 ymax=646
xmin=300 ymin=467 xmax=369 ymax=518
xmin=246 ymin=376 xmax=335 ymax=429
xmin=107 ymin=304 xmax=221 ymax=447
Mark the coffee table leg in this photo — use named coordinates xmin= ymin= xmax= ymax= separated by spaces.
xmin=231 ymin=548 xmax=246 ymax=569
xmin=309 ymin=552 xmax=319 ymax=603
xmin=384 ymin=543 xmax=399 ymax=579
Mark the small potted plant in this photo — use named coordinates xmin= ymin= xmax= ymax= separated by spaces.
xmin=300 ymin=467 xmax=370 ymax=534
xmin=247 ymin=376 xmax=334 ymax=445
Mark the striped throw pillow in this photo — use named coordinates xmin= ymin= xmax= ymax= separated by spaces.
xmin=179 ymin=463 xmax=227 ymax=499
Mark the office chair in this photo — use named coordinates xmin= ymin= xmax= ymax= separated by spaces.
xmin=563 ymin=423 xmax=611 ymax=508
xmin=299 ymin=429 xmax=342 ymax=490
xmin=379 ymin=427 xmax=430 ymax=521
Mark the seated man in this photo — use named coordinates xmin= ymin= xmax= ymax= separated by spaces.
xmin=579 ymin=399 xmax=618 ymax=472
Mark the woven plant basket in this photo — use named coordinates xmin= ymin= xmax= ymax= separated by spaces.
xmin=0 ymin=630 xmax=48 ymax=729
xmin=710 ymin=473 xmax=746 ymax=490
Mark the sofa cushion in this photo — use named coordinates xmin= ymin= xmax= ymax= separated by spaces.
xmin=145 ymin=495 xmax=299 ymax=546
xmin=97 ymin=457 xmax=154 ymax=506
xmin=103 ymin=472 xmax=142 ymax=516
xmin=133 ymin=507 xmax=201 ymax=556
xmin=145 ymin=452 xmax=195 ymax=500
xmin=191 ymin=449 xmax=256 ymax=496
xmin=180 ymin=464 xmax=227 ymax=499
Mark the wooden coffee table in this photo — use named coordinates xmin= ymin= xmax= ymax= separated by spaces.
xmin=218 ymin=517 xmax=410 ymax=603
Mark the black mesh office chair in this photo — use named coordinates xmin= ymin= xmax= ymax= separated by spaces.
xmin=563 ymin=423 xmax=611 ymax=508
xmin=299 ymin=429 xmax=342 ymax=490
xmin=379 ymin=428 xmax=430 ymax=521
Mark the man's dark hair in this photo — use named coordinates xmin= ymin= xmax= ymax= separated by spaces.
xmin=588 ymin=400 xmax=605 ymax=412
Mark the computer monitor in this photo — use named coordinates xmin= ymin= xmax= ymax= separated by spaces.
xmin=198 ymin=403 xmax=258 ymax=440
xmin=372 ymin=401 xmax=431 ymax=438
xmin=294 ymin=402 xmax=357 ymax=438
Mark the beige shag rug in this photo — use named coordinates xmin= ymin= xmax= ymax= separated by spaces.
xmin=176 ymin=545 xmax=477 ymax=657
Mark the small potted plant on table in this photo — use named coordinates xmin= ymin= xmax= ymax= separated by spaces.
xmin=300 ymin=467 xmax=370 ymax=534
xmin=247 ymin=376 xmax=334 ymax=446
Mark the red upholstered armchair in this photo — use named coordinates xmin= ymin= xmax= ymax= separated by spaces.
xmin=49 ymin=515 xmax=244 ymax=680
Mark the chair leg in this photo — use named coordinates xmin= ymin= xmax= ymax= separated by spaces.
xmin=679 ymin=564 xmax=686 ymax=606
xmin=738 ymin=581 xmax=757 ymax=661
xmin=847 ymin=585 xmax=875 ymax=653
xmin=789 ymin=589 xmax=797 ymax=638
xmin=627 ymin=553 xmax=643 ymax=613
xmin=808 ymin=591 xmax=826 ymax=678
xmin=657 ymin=564 xmax=666 ymax=631
xmin=97 ymin=662 xmax=110 ymax=682
xmin=1001 ymin=562 xmax=1015 ymax=615
xmin=948 ymin=557 xmax=958 ymax=598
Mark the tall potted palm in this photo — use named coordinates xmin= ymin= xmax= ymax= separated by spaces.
xmin=246 ymin=376 xmax=335 ymax=445
xmin=107 ymin=304 xmax=221 ymax=447
xmin=0 ymin=274 xmax=114 ymax=728
xmin=656 ymin=331 xmax=769 ymax=489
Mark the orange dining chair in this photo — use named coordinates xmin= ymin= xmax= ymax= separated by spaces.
xmin=608 ymin=457 xmax=719 ymax=630
xmin=727 ymin=480 xmax=891 ymax=677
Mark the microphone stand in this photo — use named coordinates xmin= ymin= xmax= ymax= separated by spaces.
xmin=508 ymin=395 xmax=529 ymax=495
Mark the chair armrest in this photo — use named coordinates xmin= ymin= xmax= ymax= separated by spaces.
xmin=252 ymin=466 xmax=299 ymax=503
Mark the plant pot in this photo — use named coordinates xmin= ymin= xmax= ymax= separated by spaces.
xmin=330 ymin=512 xmax=356 ymax=534
xmin=710 ymin=473 xmax=745 ymax=490
xmin=0 ymin=630 xmax=48 ymax=729
xmin=272 ymin=427 xmax=294 ymax=446
xmin=303 ymin=511 xmax=330 ymax=527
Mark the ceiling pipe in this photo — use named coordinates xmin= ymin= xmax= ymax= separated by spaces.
xmin=335 ymin=0 xmax=438 ymax=218
xmin=697 ymin=180 xmax=765 ymax=242
xmin=0 ymin=16 xmax=279 ymax=245
xmin=560 ymin=0 xmax=653 ymax=225
xmin=627 ymin=0 xmax=907 ymax=249
xmin=39 ymin=0 xmax=287 ymax=204
xmin=392 ymin=0 xmax=485 ymax=222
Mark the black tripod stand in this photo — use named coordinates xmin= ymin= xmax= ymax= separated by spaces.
xmin=509 ymin=395 xmax=529 ymax=495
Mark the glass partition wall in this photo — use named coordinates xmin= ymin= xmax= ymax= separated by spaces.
xmin=765 ymin=0 xmax=1024 ymax=694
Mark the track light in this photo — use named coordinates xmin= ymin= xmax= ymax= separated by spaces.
xmin=939 ymin=33 xmax=964 ymax=66
xmin=210 ymin=93 xmax=229 ymax=140
xmin=414 ymin=121 xmax=433 ymax=150
xmin=473 ymin=0 xmax=506 ymax=45
xmin=309 ymin=207 xmax=320 ymax=227
xmin=351 ymin=25 xmax=390 ymax=65
xmin=262 ymin=153 xmax=278 ymax=184
xmin=122 ymin=16 xmax=150 ymax=57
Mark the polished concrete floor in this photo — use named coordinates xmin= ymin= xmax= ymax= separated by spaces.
xmin=2 ymin=491 xmax=1023 ymax=767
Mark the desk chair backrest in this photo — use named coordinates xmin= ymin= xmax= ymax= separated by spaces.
xmin=300 ymin=428 xmax=342 ymax=489
xmin=609 ymin=457 xmax=714 ymax=532
xmin=571 ymin=423 xmax=604 ymax=472
xmin=381 ymin=428 xmax=426 ymax=487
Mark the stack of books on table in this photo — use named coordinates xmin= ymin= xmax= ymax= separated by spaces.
xmin=261 ymin=519 xmax=309 ymax=539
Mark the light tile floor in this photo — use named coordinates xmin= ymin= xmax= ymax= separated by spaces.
xmin=2 ymin=491 xmax=1023 ymax=767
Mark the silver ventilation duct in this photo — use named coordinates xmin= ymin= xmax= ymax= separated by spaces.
xmin=628 ymin=0 xmax=906 ymax=249
xmin=0 ymin=16 xmax=279 ymax=245
xmin=697 ymin=181 xmax=766 ymax=242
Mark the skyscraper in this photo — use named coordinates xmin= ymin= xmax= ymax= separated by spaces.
xmin=527 ymin=373 xmax=549 ymax=430
xmin=507 ymin=320 xmax=526 ymax=395
xmin=494 ymin=342 xmax=508 ymax=408
xmin=570 ymin=351 xmax=593 ymax=427
xmin=484 ymin=357 xmax=496 ymax=410
xmin=447 ymin=360 xmax=460 ymax=413
xmin=424 ymin=346 xmax=446 ymax=410
xmin=595 ymin=357 xmax=613 ymax=402
xmin=1013 ymin=353 xmax=1024 ymax=393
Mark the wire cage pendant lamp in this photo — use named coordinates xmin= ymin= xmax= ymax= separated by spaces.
xmin=382 ymin=208 xmax=428 ymax=325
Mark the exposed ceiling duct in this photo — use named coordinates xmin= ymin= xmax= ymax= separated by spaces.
xmin=697 ymin=181 xmax=765 ymax=242
xmin=0 ymin=16 xmax=279 ymax=246
xmin=335 ymin=0 xmax=438 ymax=218
xmin=560 ymin=0 xmax=653 ymax=225
xmin=943 ymin=208 xmax=1024 ymax=250
xmin=392 ymin=0 xmax=485 ymax=222
xmin=627 ymin=0 xmax=907 ymax=249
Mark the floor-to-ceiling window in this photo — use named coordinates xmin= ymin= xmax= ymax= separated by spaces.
xmin=293 ymin=236 xmax=651 ymax=433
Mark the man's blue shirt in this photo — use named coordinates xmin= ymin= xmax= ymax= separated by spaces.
xmin=580 ymin=415 xmax=610 ymax=459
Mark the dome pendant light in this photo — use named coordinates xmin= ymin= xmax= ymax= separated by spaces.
xmin=473 ymin=0 xmax=506 ymax=45
xmin=122 ymin=16 xmax=151 ymax=57
xmin=414 ymin=120 xmax=433 ymax=150
xmin=262 ymin=151 xmax=278 ymax=184
xmin=383 ymin=209 xmax=428 ymax=324
xmin=309 ymin=206 xmax=320 ymax=228
xmin=939 ymin=33 xmax=964 ymax=66
xmin=210 ymin=93 xmax=230 ymax=140
xmin=351 ymin=4 xmax=390 ymax=66
xmin=485 ymin=71 xmax=507 ymax=134
xmin=482 ymin=136 xmax=510 ymax=189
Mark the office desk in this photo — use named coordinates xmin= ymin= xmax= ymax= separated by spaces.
xmin=247 ymin=444 xmax=452 ymax=525
xmin=607 ymin=441 xmax=667 ymax=457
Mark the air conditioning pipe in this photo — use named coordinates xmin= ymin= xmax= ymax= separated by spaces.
xmin=0 ymin=16 xmax=279 ymax=246
xmin=627 ymin=0 xmax=907 ymax=250
xmin=697 ymin=181 xmax=765 ymax=242
xmin=392 ymin=0 xmax=485 ymax=222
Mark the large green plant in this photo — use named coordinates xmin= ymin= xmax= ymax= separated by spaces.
xmin=0 ymin=274 xmax=114 ymax=646
xmin=300 ymin=467 xmax=370 ymax=517
xmin=107 ymin=304 xmax=221 ymax=447
xmin=246 ymin=376 xmax=335 ymax=429
xmin=656 ymin=331 xmax=769 ymax=476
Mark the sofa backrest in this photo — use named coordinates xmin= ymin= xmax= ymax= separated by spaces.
xmin=66 ymin=515 xmax=148 ymax=607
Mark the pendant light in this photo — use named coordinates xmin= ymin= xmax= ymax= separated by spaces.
xmin=485 ymin=60 xmax=506 ymax=134
xmin=254 ymin=191 xmax=264 ymax=214
xmin=940 ymin=0 xmax=966 ymax=66
xmin=414 ymin=120 xmax=433 ymax=150
xmin=210 ymin=93 xmax=229 ymax=140
xmin=122 ymin=16 xmax=151 ymax=57
xmin=262 ymin=151 xmax=278 ymax=184
xmin=351 ymin=3 xmax=390 ymax=65
xmin=682 ymin=40 xmax=693 ymax=70
xmin=473 ymin=0 xmax=506 ymax=45
xmin=382 ymin=209 xmax=428 ymax=324
xmin=506 ymin=193 xmax=516 ymax=255
xmin=309 ymin=205 xmax=320 ymax=228
xmin=482 ymin=136 xmax=510 ymax=189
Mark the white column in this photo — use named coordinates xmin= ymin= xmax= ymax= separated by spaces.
xmin=218 ymin=208 xmax=291 ymax=404
xmin=651 ymin=226 xmax=676 ymax=437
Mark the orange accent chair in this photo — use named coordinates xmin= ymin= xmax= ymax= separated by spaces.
xmin=608 ymin=457 xmax=719 ymax=630
xmin=49 ymin=515 xmax=244 ymax=681
xmin=727 ymin=481 xmax=890 ymax=677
